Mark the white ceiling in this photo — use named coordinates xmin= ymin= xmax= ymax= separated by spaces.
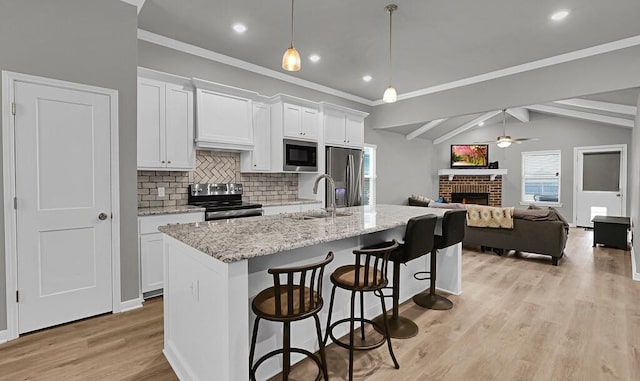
xmin=138 ymin=0 xmax=640 ymax=102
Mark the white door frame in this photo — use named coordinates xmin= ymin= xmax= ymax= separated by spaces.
xmin=2 ymin=71 xmax=121 ymax=341
xmin=573 ymin=144 xmax=627 ymax=226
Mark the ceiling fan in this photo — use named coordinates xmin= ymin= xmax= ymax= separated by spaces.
xmin=476 ymin=109 xmax=538 ymax=148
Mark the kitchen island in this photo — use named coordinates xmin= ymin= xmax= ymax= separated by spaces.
xmin=159 ymin=204 xmax=462 ymax=380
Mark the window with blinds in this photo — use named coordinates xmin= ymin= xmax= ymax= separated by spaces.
xmin=363 ymin=145 xmax=376 ymax=206
xmin=521 ymin=150 xmax=561 ymax=204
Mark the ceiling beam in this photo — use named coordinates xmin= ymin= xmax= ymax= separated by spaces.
xmin=372 ymin=34 xmax=640 ymax=105
xmin=506 ymin=108 xmax=530 ymax=122
xmin=121 ymin=0 xmax=146 ymax=14
xmin=553 ymin=98 xmax=638 ymax=116
xmin=406 ymin=118 xmax=448 ymax=141
xmin=526 ymin=104 xmax=635 ymax=128
xmin=433 ymin=111 xmax=502 ymax=145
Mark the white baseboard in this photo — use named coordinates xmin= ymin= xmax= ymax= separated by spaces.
xmin=0 ymin=329 xmax=8 ymax=344
xmin=119 ymin=297 xmax=144 ymax=313
xmin=632 ymin=246 xmax=640 ymax=281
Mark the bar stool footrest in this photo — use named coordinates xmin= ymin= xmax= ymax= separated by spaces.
xmin=251 ymin=347 xmax=324 ymax=381
xmin=327 ymin=318 xmax=387 ymax=351
xmin=413 ymin=271 xmax=431 ymax=281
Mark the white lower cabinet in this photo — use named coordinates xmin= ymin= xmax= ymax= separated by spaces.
xmin=139 ymin=211 xmax=204 ymax=295
xmin=262 ymin=202 xmax=323 ymax=216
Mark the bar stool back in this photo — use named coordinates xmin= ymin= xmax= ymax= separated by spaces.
xmin=413 ymin=209 xmax=466 ymax=310
xmin=324 ymin=240 xmax=400 ymax=381
xmin=249 ymin=252 xmax=334 ymax=381
xmin=372 ymin=214 xmax=437 ymax=338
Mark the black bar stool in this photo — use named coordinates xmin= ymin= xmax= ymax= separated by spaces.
xmin=324 ymin=240 xmax=400 ymax=381
xmin=413 ymin=209 xmax=467 ymax=310
xmin=249 ymin=252 xmax=334 ymax=381
xmin=371 ymin=214 xmax=437 ymax=339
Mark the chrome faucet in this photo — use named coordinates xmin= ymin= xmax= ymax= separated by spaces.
xmin=313 ymin=174 xmax=336 ymax=218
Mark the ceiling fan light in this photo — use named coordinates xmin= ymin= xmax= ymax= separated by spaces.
xmin=282 ymin=46 xmax=301 ymax=71
xmin=497 ymin=137 xmax=512 ymax=148
xmin=383 ymin=86 xmax=397 ymax=103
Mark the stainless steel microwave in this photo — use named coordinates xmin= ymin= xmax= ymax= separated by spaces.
xmin=283 ymin=139 xmax=318 ymax=172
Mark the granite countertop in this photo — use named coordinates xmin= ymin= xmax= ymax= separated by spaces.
xmin=159 ymin=204 xmax=447 ymax=263
xmin=261 ymin=198 xmax=323 ymax=207
xmin=138 ymin=205 xmax=206 ymax=216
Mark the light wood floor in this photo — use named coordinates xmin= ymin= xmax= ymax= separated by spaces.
xmin=1 ymin=228 xmax=639 ymax=380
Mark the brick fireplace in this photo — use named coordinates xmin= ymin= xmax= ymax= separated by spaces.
xmin=439 ymin=175 xmax=503 ymax=207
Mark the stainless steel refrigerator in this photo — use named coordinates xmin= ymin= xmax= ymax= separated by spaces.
xmin=326 ymin=146 xmax=364 ymax=208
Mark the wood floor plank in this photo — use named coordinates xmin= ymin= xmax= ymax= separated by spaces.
xmin=1 ymin=227 xmax=639 ymax=380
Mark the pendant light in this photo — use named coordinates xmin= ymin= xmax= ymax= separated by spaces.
xmin=383 ymin=4 xmax=398 ymax=103
xmin=282 ymin=0 xmax=301 ymax=71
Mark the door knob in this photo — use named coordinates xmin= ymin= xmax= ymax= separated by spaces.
xmin=98 ymin=212 xmax=108 ymax=221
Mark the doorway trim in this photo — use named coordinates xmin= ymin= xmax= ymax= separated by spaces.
xmin=2 ymin=71 xmax=121 ymax=341
xmin=572 ymin=144 xmax=627 ymax=227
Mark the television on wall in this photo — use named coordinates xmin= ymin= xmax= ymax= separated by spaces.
xmin=450 ymin=144 xmax=489 ymax=168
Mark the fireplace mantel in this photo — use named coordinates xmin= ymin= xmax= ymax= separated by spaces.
xmin=438 ymin=168 xmax=508 ymax=181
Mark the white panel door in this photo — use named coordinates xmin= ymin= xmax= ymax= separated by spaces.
xmin=301 ymin=107 xmax=319 ymax=140
xmin=14 ymin=80 xmax=113 ymax=333
xmin=251 ymin=102 xmax=271 ymax=171
xmin=324 ymin=111 xmax=346 ymax=146
xmin=137 ymin=78 xmax=165 ymax=169
xmin=141 ymin=233 xmax=164 ymax=293
xmin=575 ymin=145 xmax=626 ymax=227
xmin=345 ymin=114 xmax=364 ymax=148
xmin=165 ymin=83 xmax=194 ymax=170
xmin=283 ymin=103 xmax=302 ymax=138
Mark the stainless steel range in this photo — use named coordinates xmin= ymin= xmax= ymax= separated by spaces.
xmin=188 ymin=183 xmax=263 ymax=221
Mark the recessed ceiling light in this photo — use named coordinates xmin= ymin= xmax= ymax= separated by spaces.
xmin=232 ymin=23 xmax=247 ymax=33
xmin=362 ymin=75 xmax=373 ymax=82
xmin=478 ymin=121 xmax=485 ymax=126
xmin=550 ymin=10 xmax=569 ymax=21
xmin=309 ymin=54 xmax=321 ymax=63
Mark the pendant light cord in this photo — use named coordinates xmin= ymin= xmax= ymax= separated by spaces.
xmin=290 ymin=0 xmax=295 ymax=48
xmin=388 ymin=8 xmax=393 ymax=86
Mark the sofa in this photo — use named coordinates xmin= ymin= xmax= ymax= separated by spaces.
xmin=408 ymin=197 xmax=569 ymax=265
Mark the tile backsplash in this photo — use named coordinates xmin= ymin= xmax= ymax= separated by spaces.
xmin=137 ymin=151 xmax=299 ymax=208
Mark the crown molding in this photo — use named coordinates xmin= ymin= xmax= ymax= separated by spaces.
xmin=371 ymin=34 xmax=640 ymax=106
xmin=137 ymin=29 xmax=375 ymax=106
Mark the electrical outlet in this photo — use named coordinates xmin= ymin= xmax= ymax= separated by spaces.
xmin=158 ymin=187 xmax=165 ymax=197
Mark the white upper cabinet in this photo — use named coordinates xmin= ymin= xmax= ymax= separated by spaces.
xmin=322 ymin=104 xmax=368 ymax=149
xmin=195 ymin=89 xmax=253 ymax=151
xmin=165 ymin=83 xmax=195 ymax=169
xmin=279 ymin=101 xmax=319 ymax=141
xmin=344 ymin=114 xmax=365 ymax=148
xmin=240 ymin=102 xmax=271 ymax=172
xmin=192 ymin=79 xmax=262 ymax=151
xmin=138 ymin=77 xmax=194 ymax=171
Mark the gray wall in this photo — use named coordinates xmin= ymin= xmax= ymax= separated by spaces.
xmin=138 ymin=41 xmax=371 ymax=113
xmin=365 ymin=126 xmax=434 ymax=205
xmin=430 ymin=113 xmax=633 ymax=223
xmin=0 ymin=0 xmax=139 ymax=330
xmin=632 ymin=94 xmax=640 ymax=275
